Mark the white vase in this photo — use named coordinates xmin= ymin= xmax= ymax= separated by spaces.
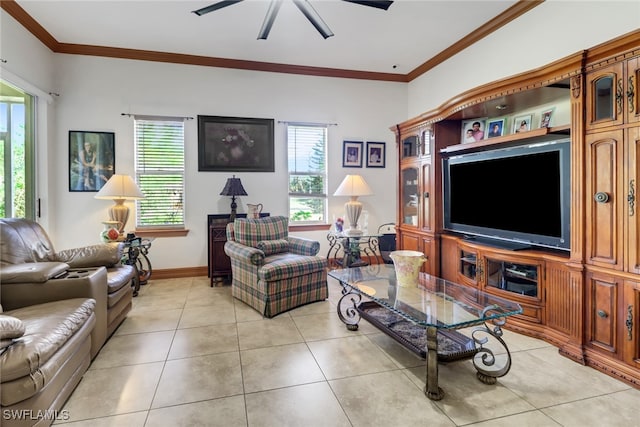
xmin=389 ymin=250 xmax=426 ymax=287
xmin=101 ymin=221 xmax=122 ymax=242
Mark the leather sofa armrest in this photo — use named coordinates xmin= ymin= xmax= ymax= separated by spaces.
xmin=56 ymin=242 xmax=123 ymax=268
xmin=0 ymin=262 xmax=69 ymax=284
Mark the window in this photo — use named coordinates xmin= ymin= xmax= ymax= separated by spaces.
xmin=287 ymin=123 xmax=327 ymax=223
xmin=0 ymin=80 xmax=35 ymax=219
xmin=134 ymin=117 xmax=185 ymax=228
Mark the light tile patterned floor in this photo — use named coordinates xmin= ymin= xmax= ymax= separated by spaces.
xmin=56 ymin=276 xmax=640 ymax=426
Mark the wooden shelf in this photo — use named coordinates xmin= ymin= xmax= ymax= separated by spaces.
xmin=440 ymin=125 xmax=570 ymax=155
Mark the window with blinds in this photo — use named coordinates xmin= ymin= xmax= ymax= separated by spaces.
xmin=134 ymin=118 xmax=185 ymax=228
xmin=287 ymin=123 xmax=327 ymax=224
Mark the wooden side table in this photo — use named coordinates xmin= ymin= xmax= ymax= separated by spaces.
xmin=207 ymin=213 xmax=270 ymax=286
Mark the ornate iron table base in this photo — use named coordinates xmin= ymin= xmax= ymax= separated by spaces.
xmin=336 ymin=287 xmax=514 ymax=400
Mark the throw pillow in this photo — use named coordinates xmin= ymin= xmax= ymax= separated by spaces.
xmin=0 ymin=314 xmax=26 ymax=341
xmin=234 ymin=216 xmax=288 ymax=248
xmin=257 ymin=239 xmax=289 ymax=256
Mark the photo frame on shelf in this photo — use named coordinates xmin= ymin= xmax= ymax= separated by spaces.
xmin=485 ymin=118 xmax=506 ymax=138
xmin=366 ymin=141 xmax=385 ymax=168
xmin=512 ymin=114 xmax=533 ymax=134
xmin=460 ymin=118 xmax=487 ymax=143
xmin=197 ymin=115 xmax=274 ymax=172
xmin=342 ymin=140 xmax=363 ymax=168
xmin=539 ymin=108 xmax=555 ymax=128
xmin=69 ymin=130 xmax=115 ymax=192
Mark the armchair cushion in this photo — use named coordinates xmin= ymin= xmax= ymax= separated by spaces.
xmin=234 ymin=216 xmax=288 ymax=247
xmin=0 ymin=262 xmax=69 ymax=284
xmin=257 ymin=239 xmax=289 ymax=256
xmin=258 ymin=253 xmax=327 ymax=281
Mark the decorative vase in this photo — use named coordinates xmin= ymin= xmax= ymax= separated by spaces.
xmin=389 ymin=250 xmax=426 ymax=287
xmin=101 ymin=220 xmax=122 ymax=242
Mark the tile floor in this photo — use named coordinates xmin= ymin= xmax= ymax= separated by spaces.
xmin=56 ymin=276 xmax=640 ymax=426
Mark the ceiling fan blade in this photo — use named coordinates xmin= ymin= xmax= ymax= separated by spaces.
xmin=342 ymin=0 xmax=393 ymax=11
xmin=292 ymin=0 xmax=334 ymax=39
xmin=257 ymin=0 xmax=283 ymax=40
xmin=192 ymin=0 xmax=244 ymax=16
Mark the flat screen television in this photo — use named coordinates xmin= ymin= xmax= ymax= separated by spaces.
xmin=443 ymin=137 xmax=571 ymax=251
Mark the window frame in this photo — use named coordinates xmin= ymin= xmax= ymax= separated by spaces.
xmin=133 ymin=116 xmax=186 ymax=231
xmin=287 ymin=123 xmax=328 ymax=225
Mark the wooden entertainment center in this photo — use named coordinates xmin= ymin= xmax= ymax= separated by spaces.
xmin=392 ymin=30 xmax=640 ymax=388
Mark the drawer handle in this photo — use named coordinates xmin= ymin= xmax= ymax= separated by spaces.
xmin=594 ymin=192 xmax=609 ymax=203
xmin=629 ymin=179 xmax=636 ymax=216
xmin=628 ymin=75 xmax=635 ymax=114
xmin=597 ymin=310 xmax=608 ymax=318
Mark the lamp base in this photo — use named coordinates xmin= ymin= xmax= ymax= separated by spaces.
xmin=343 ymin=228 xmax=363 ymax=237
xmin=108 ymin=199 xmax=129 ymax=234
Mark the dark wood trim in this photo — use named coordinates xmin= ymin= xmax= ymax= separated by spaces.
xmin=406 ymin=0 xmax=545 ymax=81
xmin=151 ymin=266 xmax=207 ymax=280
xmin=1 ymin=0 xmax=544 ymax=83
xmin=290 ymin=224 xmax=331 ymax=232
xmin=134 ymin=228 xmax=189 ymax=238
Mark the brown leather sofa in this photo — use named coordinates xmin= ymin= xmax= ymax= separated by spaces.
xmin=0 ymin=218 xmax=135 ymax=357
xmin=1 ymin=297 xmax=96 ymax=427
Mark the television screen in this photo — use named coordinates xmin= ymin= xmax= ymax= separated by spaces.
xmin=443 ymin=138 xmax=570 ymax=251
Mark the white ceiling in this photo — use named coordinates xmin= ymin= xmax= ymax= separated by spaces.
xmin=15 ymin=0 xmax=521 ymax=75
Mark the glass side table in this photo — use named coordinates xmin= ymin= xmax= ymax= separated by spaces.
xmin=326 ymin=232 xmax=381 ymax=269
xmin=121 ymin=235 xmax=153 ymax=296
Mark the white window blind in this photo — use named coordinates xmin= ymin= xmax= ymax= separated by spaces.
xmin=287 ymin=124 xmax=327 ymax=223
xmin=134 ymin=118 xmax=185 ymax=227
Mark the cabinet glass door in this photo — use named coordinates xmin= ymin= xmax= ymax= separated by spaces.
xmin=459 ymin=249 xmax=477 ymax=282
xmin=401 ymin=135 xmax=418 ymax=159
xmin=421 ymin=163 xmax=431 ymax=230
xmin=486 ymin=258 xmax=539 ymax=297
xmin=401 ymin=167 xmax=418 ymax=226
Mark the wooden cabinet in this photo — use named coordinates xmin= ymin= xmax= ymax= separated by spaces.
xmin=622 ymin=280 xmax=640 ymax=370
xmin=207 ymin=213 xmax=269 ymax=286
xmin=586 ymin=57 xmax=640 ymax=131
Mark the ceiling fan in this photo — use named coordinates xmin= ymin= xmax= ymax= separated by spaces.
xmin=192 ymin=0 xmax=393 ymax=40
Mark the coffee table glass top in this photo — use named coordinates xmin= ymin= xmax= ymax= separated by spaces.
xmin=328 ymin=265 xmax=522 ymax=330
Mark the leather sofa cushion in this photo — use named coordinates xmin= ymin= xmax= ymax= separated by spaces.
xmin=106 ymin=265 xmax=135 ymax=294
xmin=0 ymin=315 xmax=26 ymax=352
xmin=0 ymin=262 xmax=69 ymax=284
xmin=0 ymin=298 xmax=96 ymax=382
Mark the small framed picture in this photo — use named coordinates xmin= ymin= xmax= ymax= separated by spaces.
xmin=342 ymin=141 xmax=363 ymax=168
xmin=512 ymin=114 xmax=533 ymax=133
xmin=461 ymin=118 xmax=487 ymax=144
xmin=485 ymin=118 xmax=506 ymax=138
xmin=539 ymin=108 xmax=555 ymax=128
xmin=366 ymin=141 xmax=385 ymax=168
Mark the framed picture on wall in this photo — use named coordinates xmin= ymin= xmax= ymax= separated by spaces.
xmin=197 ymin=115 xmax=275 ymax=172
xmin=342 ymin=141 xmax=363 ymax=168
xmin=460 ymin=118 xmax=487 ymax=143
xmin=69 ymin=130 xmax=115 ymax=192
xmin=366 ymin=141 xmax=385 ymax=168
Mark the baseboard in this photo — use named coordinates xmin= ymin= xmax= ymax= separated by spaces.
xmin=151 ymin=266 xmax=208 ymax=280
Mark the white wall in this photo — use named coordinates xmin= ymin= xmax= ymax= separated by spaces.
xmin=408 ymin=0 xmax=640 ymax=118
xmin=49 ymin=55 xmax=405 ymax=268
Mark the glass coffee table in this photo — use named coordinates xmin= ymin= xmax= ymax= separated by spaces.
xmin=328 ymin=265 xmax=523 ymax=400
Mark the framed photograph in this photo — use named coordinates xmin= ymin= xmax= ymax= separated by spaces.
xmin=69 ymin=130 xmax=115 ymax=192
xmin=460 ymin=118 xmax=487 ymax=143
xmin=366 ymin=141 xmax=386 ymax=168
xmin=197 ymin=115 xmax=274 ymax=172
xmin=485 ymin=118 xmax=506 ymax=138
xmin=512 ymin=114 xmax=533 ymax=133
xmin=342 ymin=141 xmax=363 ymax=168
xmin=539 ymin=108 xmax=555 ymax=128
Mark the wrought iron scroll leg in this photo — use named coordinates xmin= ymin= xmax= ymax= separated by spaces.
xmin=337 ymin=284 xmax=362 ymax=331
xmin=424 ymin=326 xmax=444 ymax=400
xmin=472 ymin=323 xmax=513 ymax=385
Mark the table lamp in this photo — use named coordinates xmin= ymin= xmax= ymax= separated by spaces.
xmin=333 ymin=174 xmax=373 ymax=236
xmin=220 ymin=175 xmax=248 ymax=220
xmin=95 ymin=174 xmax=145 ymax=234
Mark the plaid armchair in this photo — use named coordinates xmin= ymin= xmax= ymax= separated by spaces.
xmin=224 ymin=216 xmax=328 ymax=317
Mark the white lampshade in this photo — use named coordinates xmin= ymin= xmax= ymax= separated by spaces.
xmin=95 ymin=174 xmax=145 ymax=234
xmin=333 ymin=175 xmax=373 ymax=236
